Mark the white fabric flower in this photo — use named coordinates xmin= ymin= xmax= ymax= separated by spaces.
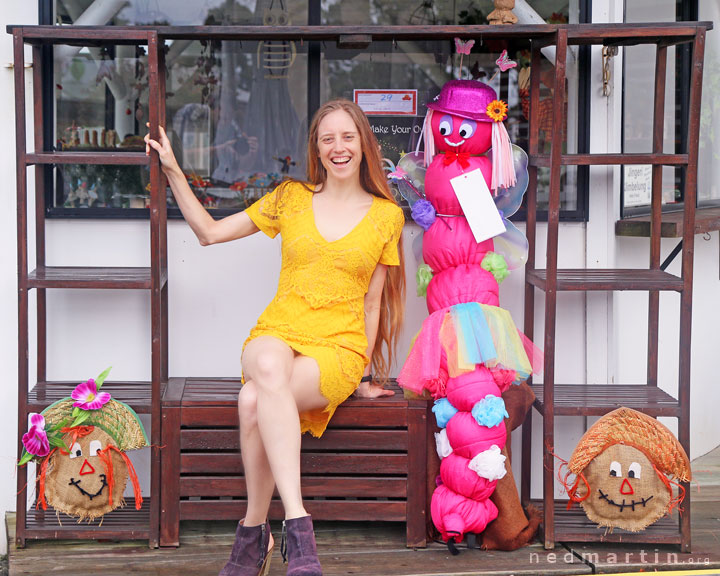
xmin=434 ymin=429 xmax=453 ymax=459
xmin=468 ymin=445 xmax=507 ymax=481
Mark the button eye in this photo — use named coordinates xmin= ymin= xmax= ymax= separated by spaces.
xmin=89 ymin=440 xmax=102 ymax=457
xmin=69 ymin=442 xmax=82 ymax=459
xmin=458 ymin=120 xmax=477 ymax=139
xmin=628 ymin=462 xmax=641 ymax=479
xmin=609 ymin=460 xmax=622 ymax=477
xmin=439 ymin=115 xmax=453 ymax=136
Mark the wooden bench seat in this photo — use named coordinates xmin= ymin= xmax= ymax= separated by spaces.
xmin=160 ymin=377 xmax=431 ymax=548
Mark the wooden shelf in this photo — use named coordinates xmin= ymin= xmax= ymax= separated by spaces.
xmin=525 ymin=268 xmax=684 ymax=292
xmin=24 ymin=498 xmax=150 ymax=540
xmin=26 ymin=266 xmax=166 ymax=290
xmin=28 ymin=381 xmax=162 ymax=414
xmin=530 ymin=384 xmax=680 ymax=417
xmin=540 ymin=501 xmax=681 ymax=545
xmin=13 ymin=20 xmax=166 ymax=549
xmin=9 ymin=26 xmax=151 ymax=44
xmin=9 ymin=22 xmax=712 ymax=46
xmin=616 ymin=207 xmax=720 ymax=238
xmin=26 ymin=151 xmax=149 ymax=166
xmin=520 ymin=24 xmax=705 ymax=552
xmin=529 ymin=153 xmax=688 ymax=167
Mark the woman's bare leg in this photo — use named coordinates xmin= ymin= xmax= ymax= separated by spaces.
xmin=237 ymin=381 xmax=276 ymax=527
xmin=241 ymin=336 xmax=327 ymax=520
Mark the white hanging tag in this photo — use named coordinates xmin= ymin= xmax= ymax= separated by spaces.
xmin=450 ymin=169 xmax=506 ymax=244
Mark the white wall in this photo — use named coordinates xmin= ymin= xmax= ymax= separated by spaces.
xmin=1 ymin=3 xmax=37 ymax=556
xmin=1 ymin=0 xmax=718 ymax=556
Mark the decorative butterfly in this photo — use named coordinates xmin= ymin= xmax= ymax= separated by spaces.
xmin=387 ymin=166 xmax=408 ymax=181
xmin=495 ymin=50 xmax=517 ymax=72
xmin=454 ymin=37 xmax=475 ymax=55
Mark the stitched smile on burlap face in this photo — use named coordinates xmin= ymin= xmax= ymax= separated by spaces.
xmin=579 ymin=444 xmax=670 ymax=532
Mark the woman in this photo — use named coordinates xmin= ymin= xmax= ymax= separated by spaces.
xmin=145 ymin=99 xmax=406 ymax=576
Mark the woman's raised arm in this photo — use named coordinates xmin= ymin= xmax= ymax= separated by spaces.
xmin=145 ymin=125 xmax=259 ymax=245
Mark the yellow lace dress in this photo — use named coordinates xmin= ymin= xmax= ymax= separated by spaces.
xmin=243 ymin=181 xmax=405 ymax=437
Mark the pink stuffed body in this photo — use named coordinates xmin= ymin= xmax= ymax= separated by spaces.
xmin=398 ymin=80 xmax=527 ymax=545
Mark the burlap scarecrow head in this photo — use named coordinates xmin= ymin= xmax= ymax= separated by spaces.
xmin=565 ymin=407 xmax=690 ymax=532
xmin=39 ymin=398 xmax=148 ymax=521
xmin=20 ymin=370 xmax=148 ymax=522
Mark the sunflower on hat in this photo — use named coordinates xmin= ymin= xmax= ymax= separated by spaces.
xmin=486 ymin=99 xmax=509 ymax=123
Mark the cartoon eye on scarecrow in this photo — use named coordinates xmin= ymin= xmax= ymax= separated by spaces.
xmin=19 ymin=368 xmax=148 ymax=522
xmin=563 ymin=407 xmax=690 ymax=532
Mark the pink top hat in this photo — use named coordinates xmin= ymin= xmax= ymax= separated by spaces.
xmin=422 ymin=78 xmax=515 ymax=190
xmin=427 ymin=80 xmax=498 ymax=123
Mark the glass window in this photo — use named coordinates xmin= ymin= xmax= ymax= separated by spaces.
xmin=621 ymin=0 xmax=720 ymax=215
xmin=621 ymin=1 xmax=678 ymax=213
xmin=321 ymin=0 xmax=585 ymax=216
xmin=698 ymin=2 xmax=720 ymax=206
xmin=48 ymin=0 xmax=586 ymax=219
xmin=51 ymin=1 xmax=308 ymax=215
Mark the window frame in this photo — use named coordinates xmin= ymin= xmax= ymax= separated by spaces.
xmin=41 ymin=0 xmax=591 ymax=222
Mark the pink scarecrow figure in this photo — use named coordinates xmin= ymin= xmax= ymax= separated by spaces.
xmin=395 ymin=79 xmax=540 ymax=553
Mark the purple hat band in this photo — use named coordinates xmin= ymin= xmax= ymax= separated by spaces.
xmin=427 ymin=79 xmax=498 ymax=122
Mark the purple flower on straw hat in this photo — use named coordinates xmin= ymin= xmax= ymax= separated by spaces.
xmin=22 ymin=413 xmax=50 ymax=457
xmin=71 ymin=378 xmax=111 ymax=410
xmin=427 ymin=80 xmax=499 ymax=123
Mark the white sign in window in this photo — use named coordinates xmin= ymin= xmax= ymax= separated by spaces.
xmin=354 ymin=89 xmax=417 ymax=116
xmin=623 ymin=164 xmax=652 ymax=207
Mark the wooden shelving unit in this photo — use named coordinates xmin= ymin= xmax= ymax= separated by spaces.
xmin=11 ymin=27 xmax=168 ymax=547
xmin=519 ymin=23 xmax=711 ymax=552
xmin=9 ymin=20 xmax=710 ymax=552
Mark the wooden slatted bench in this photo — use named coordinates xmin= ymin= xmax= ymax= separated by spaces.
xmin=160 ymin=377 xmax=431 ymax=548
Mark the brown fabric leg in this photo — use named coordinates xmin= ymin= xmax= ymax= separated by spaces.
xmin=481 ymin=445 xmax=542 ymax=550
xmin=480 ymin=382 xmax=541 ymax=551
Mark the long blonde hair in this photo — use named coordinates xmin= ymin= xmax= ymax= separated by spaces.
xmin=305 ymin=99 xmax=406 ymax=383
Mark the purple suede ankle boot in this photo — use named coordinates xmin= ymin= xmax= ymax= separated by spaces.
xmin=281 ymin=515 xmax=322 ymax=576
xmin=219 ymin=519 xmax=273 ymax=576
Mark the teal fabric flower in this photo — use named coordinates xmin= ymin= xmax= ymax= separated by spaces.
xmin=433 ymin=398 xmax=458 ymax=428
xmin=471 ymin=395 xmax=508 ymax=428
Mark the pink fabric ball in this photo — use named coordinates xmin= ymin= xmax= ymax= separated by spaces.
xmin=445 ymin=367 xmax=501 ymax=412
xmin=440 ymin=452 xmax=498 ymax=501
xmin=425 ymin=155 xmax=492 ymax=213
xmin=426 ymin=265 xmax=499 ymax=313
xmin=446 ymin=411 xmax=507 ymax=459
xmin=422 ymin=217 xmax=494 ymax=271
xmin=431 ymin=484 xmax=499 ymax=542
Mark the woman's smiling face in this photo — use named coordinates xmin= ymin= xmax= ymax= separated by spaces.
xmin=317 ymin=109 xmax=363 ymax=182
